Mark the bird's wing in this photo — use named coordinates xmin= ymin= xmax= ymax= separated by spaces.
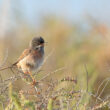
xmin=13 ymin=48 xmax=31 ymax=65
xmin=18 ymin=49 xmax=31 ymax=61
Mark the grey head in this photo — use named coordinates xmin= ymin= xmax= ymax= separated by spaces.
xmin=30 ymin=36 xmax=45 ymax=53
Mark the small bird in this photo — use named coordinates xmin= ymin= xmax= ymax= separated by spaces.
xmin=0 ymin=36 xmax=45 ymax=85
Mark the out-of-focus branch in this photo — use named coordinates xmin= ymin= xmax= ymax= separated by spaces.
xmin=0 ymin=49 xmax=8 ymax=68
xmin=91 ymin=100 xmax=109 ymax=110
xmin=39 ymin=67 xmax=65 ymax=81
xmin=84 ymin=64 xmax=89 ymax=92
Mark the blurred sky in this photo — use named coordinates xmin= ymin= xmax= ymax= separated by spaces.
xmin=0 ymin=0 xmax=110 ymax=27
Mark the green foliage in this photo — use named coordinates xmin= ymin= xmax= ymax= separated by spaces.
xmin=47 ymin=99 xmax=53 ymax=110
xmin=11 ymin=93 xmax=22 ymax=110
xmin=0 ymin=102 xmax=4 ymax=110
xmin=5 ymin=83 xmax=35 ymax=110
xmin=24 ymin=101 xmax=35 ymax=110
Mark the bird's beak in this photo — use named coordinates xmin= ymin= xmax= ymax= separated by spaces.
xmin=39 ymin=42 xmax=48 ymax=47
xmin=36 ymin=42 xmax=47 ymax=48
xmin=44 ymin=42 xmax=48 ymax=46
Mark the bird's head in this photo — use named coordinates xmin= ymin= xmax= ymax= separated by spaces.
xmin=30 ymin=36 xmax=45 ymax=51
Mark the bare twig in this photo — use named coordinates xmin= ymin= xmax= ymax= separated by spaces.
xmin=96 ymin=78 xmax=109 ymax=96
xmin=39 ymin=67 xmax=65 ymax=81
xmin=84 ymin=64 xmax=89 ymax=92
xmin=43 ymin=49 xmax=54 ymax=65
xmin=60 ymin=98 xmax=64 ymax=110
xmin=96 ymin=77 xmax=110 ymax=103
xmin=76 ymin=90 xmax=85 ymax=110
xmin=0 ymin=74 xmax=3 ymax=83
xmin=91 ymin=100 xmax=109 ymax=110
xmin=97 ymin=78 xmax=110 ymax=101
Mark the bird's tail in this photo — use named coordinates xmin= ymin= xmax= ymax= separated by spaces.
xmin=0 ymin=62 xmax=17 ymax=71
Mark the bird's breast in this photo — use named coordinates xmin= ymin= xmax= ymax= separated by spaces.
xmin=17 ymin=54 xmax=44 ymax=73
xmin=33 ymin=57 xmax=44 ymax=71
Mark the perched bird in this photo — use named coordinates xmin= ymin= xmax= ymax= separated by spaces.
xmin=16 ymin=37 xmax=45 ymax=73
xmin=0 ymin=36 xmax=45 ymax=85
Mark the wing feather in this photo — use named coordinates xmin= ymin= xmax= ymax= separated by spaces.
xmin=13 ymin=49 xmax=31 ymax=65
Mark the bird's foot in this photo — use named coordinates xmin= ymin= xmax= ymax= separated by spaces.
xmin=31 ymin=79 xmax=37 ymax=86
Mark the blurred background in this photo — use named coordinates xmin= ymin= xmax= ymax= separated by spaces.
xmin=0 ymin=0 xmax=110 ymax=109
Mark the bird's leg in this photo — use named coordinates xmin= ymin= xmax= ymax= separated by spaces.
xmin=28 ymin=71 xmax=36 ymax=86
xmin=23 ymin=71 xmax=36 ymax=85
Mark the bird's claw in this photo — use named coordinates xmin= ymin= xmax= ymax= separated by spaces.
xmin=32 ymin=79 xmax=36 ymax=86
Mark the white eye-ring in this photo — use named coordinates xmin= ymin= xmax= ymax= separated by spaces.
xmin=35 ymin=45 xmax=41 ymax=50
xmin=35 ymin=46 xmax=39 ymax=50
